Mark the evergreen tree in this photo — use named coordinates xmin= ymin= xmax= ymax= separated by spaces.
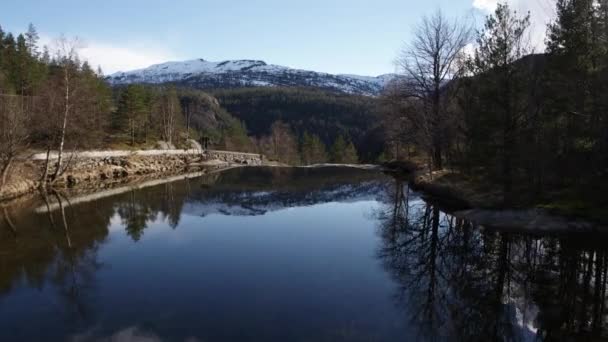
xmin=301 ymin=132 xmax=327 ymax=164
xmin=547 ymin=0 xmax=596 ymax=67
xmin=546 ymin=0 xmax=606 ymax=177
xmin=220 ymin=120 xmax=251 ymax=152
xmin=24 ymin=23 xmax=39 ymax=57
xmin=1 ymin=33 xmax=16 ymax=92
xmin=330 ymin=135 xmax=348 ymax=163
xmin=471 ymin=3 xmax=531 ymax=203
xmin=343 ymin=140 xmax=359 ymax=164
xmin=115 ymin=84 xmax=148 ymax=145
xmin=330 ymin=134 xmax=359 ymax=164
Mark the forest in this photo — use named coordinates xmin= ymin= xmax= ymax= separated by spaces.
xmin=0 ymin=25 xmax=363 ymax=192
xmin=384 ymin=1 xmax=608 ymax=219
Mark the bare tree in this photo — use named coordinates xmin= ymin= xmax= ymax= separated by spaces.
xmin=157 ymin=88 xmax=181 ymax=146
xmin=50 ymin=36 xmax=82 ymax=183
xmin=396 ymin=10 xmax=471 ymax=170
xmin=0 ymin=94 xmax=29 ymax=190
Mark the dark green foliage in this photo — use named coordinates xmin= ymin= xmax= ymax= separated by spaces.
xmin=0 ymin=25 xmax=46 ymax=95
xmin=300 ymin=132 xmax=328 ymax=165
xmin=213 ymin=87 xmax=383 ymax=161
xmin=219 ymin=120 xmax=252 ymax=152
xmin=330 ymin=135 xmax=359 ymax=164
xmin=442 ymin=1 xmax=608 ymax=213
xmin=114 ymin=84 xmax=148 ymax=145
xmin=469 ymin=3 xmax=531 ymax=203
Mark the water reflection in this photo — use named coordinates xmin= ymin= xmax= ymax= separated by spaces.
xmin=0 ymin=167 xmax=606 ymax=341
xmin=376 ymin=179 xmax=608 ymax=341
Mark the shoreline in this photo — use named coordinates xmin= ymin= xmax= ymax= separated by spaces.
xmin=3 ymin=158 xmax=606 ymax=234
xmin=381 ymin=161 xmax=608 ymax=234
xmin=0 ymin=149 xmax=265 ymax=204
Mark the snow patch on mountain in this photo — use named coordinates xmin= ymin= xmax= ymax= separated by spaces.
xmin=106 ymin=58 xmax=396 ymax=96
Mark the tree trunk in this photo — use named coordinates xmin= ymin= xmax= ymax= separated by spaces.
xmin=432 ymin=83 xmax=443 ymax=170
xmin=0 ymin=155 xmax=14 ymax=190
xmin=432 ymin=141 xmax=443 ymax=170
xmin=186 ymin=107 xmax=191 ymax=141
xmin=40 ymin=145 xmax=52 ymax=189
xmin=53 ymin=191 xmax=72 ymax=248
xmin=2 ymin=206 xmax=17 ymax=237
xmin=53 ymin=68 xmax=70 ymax=182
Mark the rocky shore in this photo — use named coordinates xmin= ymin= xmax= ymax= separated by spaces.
xmin=0 ymin=149 xmax=264 ymax=202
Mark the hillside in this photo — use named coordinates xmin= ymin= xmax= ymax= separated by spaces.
xmin=212 ymin=87 xmax=386 ymax=161
xmin=106 ymin=59 xmax=395 ymax=96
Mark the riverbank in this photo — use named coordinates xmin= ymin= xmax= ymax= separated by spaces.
xmin=0 ymin=149 xmax=264 ymax=203
xmin=382 ymin=160 xmax=608 ymax=232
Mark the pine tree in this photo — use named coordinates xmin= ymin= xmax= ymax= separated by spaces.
xmin=343 ymin=141 xmax=359 ymax=164
xmin=301 ymin=132 xmax=327 ymax=164
xmin=220 ymin=120 xmax=250 ymax=152
xmin=1 ymin=33 xmax=16 ymax=92
xmin=330 ymin=134 xmax=359 ymax=164
xmin=24 ymin=23 xmax=39 ymax=57
xmin=546 ymin=0 xmax=606 ymax=175
xmin=472 ymin=3 xmax=531 ymax=203
xmin=330 ymin=135 xmax=348 ymax=163
xmin=116 ymin=85 xmax=148 ymax=145
xmin=548 ymin=0 xmax=596 ymax=64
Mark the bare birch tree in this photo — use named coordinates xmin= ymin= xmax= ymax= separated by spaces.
xmin=49 ymin=36 xmax=82 ymax=183
xmin=397 ymin=10 xmax=471 ymax=170
xmin=158 ymin=88 xmax=181 ymax=146
xmin=0 ymin=94 xmax=29 ymax=190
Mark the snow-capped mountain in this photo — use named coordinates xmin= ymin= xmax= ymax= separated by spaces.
xmin=181 ymin=180 xmax=390 ymax=218
xmin=106 ymin=59 xmax=396 ymax=96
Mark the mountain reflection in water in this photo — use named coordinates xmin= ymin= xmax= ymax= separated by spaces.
xmin=0 ymin=167 xmax=606 ymax=341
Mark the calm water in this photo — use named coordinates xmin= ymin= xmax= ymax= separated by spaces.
xmin=0 ymin=167 xmax=607 ymax=341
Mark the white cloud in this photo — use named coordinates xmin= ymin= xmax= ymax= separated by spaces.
xmin=472 ymin=0 xmax=557 ymax=52
xmin=79 ymin=41 xmax=176 ymax=75
xmin=39 ymin=34 xmax=176 ymax=75
xmin=472 ymin=0 xmax=499 ymax=12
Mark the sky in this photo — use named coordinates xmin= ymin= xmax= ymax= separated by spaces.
xmin=2 ymin=0 xmax=556 ymax=76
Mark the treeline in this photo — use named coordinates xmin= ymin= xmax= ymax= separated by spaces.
xmin=0 ymin=23 xmax=263 ymax=190
xmin=214 ymin=87 xmax=385 ymax=162
xmin=0 ymin=22 xmax=374 ymax=194
xmin=111 ymin=84 xmax=252 ymax=151
xmin=387 ymin=1 xmax=608 ymax=211
xmin=254 ymin=120 xmax=359 ymax=165
xmin=0 ymin=25 xmax=111 ymax=188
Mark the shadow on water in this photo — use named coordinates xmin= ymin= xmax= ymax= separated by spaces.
xmin=376 ymin=178 xmax=608 ymax=341
xmin=0 ymin=167 xmax=607 ymax=341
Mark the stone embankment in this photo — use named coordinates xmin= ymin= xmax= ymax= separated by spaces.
xmin=0 ymin=149 xmax=264 ymax=202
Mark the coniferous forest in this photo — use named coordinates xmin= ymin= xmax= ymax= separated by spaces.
xmin=384 ymin=1 xmax=608 ymax=220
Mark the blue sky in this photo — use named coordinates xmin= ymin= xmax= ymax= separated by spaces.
xmin=2 ymin=0 xmax=554 ymax=75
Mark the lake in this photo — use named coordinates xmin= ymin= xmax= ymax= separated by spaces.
xmin=0 ymin=167 xmax=606 ymax=341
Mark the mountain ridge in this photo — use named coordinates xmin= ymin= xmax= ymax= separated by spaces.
xmin=106 ymin=58 xmax=396 ymax=96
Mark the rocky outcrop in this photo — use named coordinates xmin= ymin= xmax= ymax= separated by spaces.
xmin=204 ymin=150 xmax=264 ymax=166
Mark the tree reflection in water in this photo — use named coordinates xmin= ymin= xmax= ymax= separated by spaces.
xmin=376 ymin=178 xmax=608 ymax=341
xmin=1 ymin=168 xmax=607 ymax=341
